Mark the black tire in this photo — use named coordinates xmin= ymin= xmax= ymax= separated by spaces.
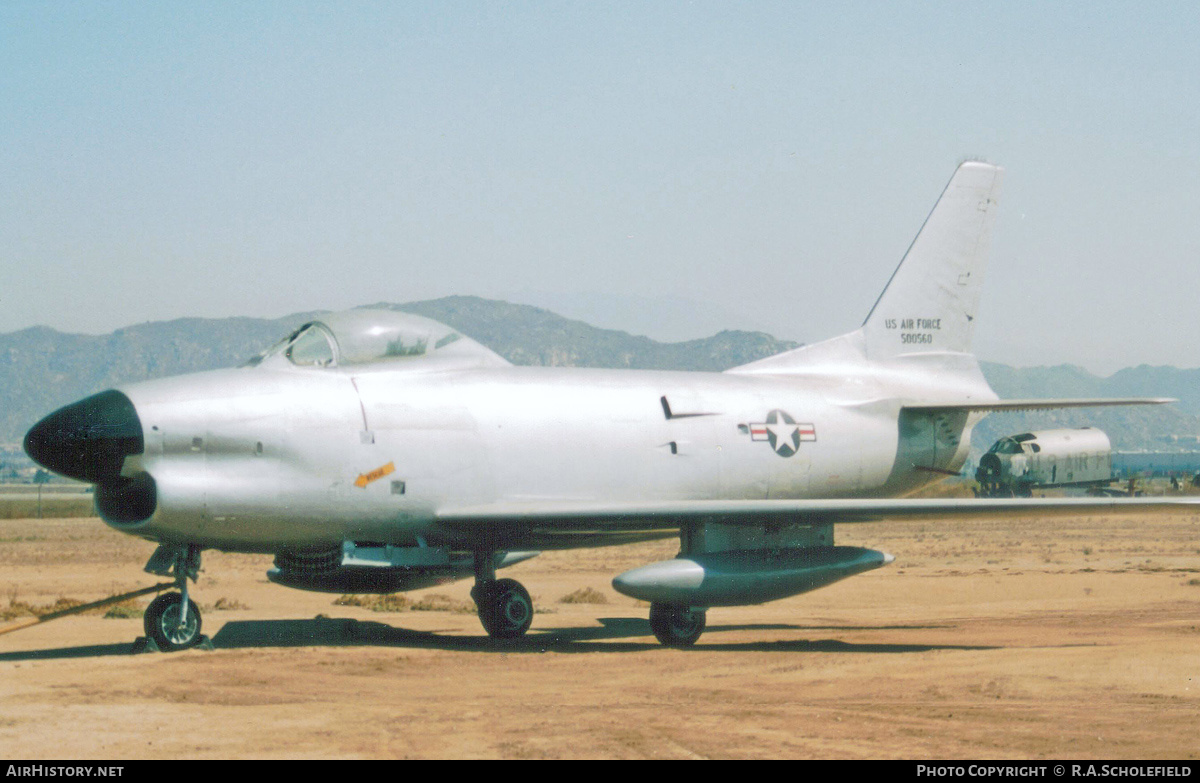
xmin=474 ymin=578 xmax=533 ymax=639
xmin=649 ymin=603 xmax=706 ymax=647
xmin=144 ymin=592 xmax=202 ymax=652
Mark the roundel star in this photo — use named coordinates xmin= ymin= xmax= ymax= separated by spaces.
xmin=765 ymin=410 xmax=802 ymax=457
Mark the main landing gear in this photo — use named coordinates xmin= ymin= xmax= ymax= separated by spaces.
xmin=471 ymin=552 xmax=534 ymax=639
xmin=142 ymin=545 xmax=205 ymax=651
xmin=648 ymin=603 xmax=707 ymax=647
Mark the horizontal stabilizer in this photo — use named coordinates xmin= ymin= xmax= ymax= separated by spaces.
xmin=903 ymin=397 xmax=1176 ymax=413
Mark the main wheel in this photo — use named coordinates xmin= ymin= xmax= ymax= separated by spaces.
xmin=649 ymin=603 xmax=706 ymax=647
xmin=474 ymin=578 xmax=534 ymax=639
xmin=144 ymin=592 xmax=202 ymax=652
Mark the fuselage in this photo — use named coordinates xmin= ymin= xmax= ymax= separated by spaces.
xmin=109 ymin=353 xmax=974 ymax=552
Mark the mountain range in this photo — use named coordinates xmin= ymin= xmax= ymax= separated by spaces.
xmin=3 ymin=296 xmax=1198 ymax=458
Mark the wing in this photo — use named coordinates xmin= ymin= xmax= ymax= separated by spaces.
xmin=435 ymin=496 xmax=1200 ymax=549
xmin=903 ymin=398 xmax=1175 ymax=412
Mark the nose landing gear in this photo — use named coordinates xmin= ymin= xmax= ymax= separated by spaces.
xmin=140 ymin=544 xmax=206 ymax=651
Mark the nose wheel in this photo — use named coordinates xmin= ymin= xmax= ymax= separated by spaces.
xmin=143 ymin=592 xmax=203 ymax=651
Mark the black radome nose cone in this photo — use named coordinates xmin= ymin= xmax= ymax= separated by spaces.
xmin=24 ymin=390 xmax=144 ymax=483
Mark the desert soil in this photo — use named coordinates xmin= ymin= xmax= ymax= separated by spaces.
xmin=1 ymin=511 xmax=1199 ymax=759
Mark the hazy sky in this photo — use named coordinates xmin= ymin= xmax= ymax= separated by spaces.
xmin=3 ymin=2 xmax=1198 ymax=374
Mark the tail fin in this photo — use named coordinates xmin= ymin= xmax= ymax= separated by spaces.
xmin=861 ymin=161 xmax=1003 ymax=360
xmin=729 ymin=161 xmax=1003 ymax=377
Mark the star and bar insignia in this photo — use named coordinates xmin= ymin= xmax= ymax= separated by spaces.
xmin=748 ymin=410 xmax=816 ymax=457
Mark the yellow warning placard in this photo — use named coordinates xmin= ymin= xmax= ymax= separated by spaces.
xmin=354 ymin=461 xmax=395 ymax=488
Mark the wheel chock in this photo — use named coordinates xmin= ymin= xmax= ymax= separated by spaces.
xmin=130 ymin=634 xmax=212 ymax=654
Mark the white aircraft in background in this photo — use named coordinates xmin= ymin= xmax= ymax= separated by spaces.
xmin=25 ymin=161 xmax=1194 ymax=650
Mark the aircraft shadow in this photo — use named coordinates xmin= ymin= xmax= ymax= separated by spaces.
xmin=0 ymin=617 xmax=995 ymax=660
xmin=0 ymin=642 xmax=135 ymax=662
xmin=206 ymin=615 xmax=996 ymax=655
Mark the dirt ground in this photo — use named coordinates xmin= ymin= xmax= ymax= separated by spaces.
xmin=2 ymin=510 xmax=1199 ymax=759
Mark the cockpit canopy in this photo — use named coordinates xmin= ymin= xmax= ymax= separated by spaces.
xmin=250 ymin=309 xmax=509 ymax=371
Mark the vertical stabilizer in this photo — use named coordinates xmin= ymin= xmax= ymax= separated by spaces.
xmin=861 ymin=161 xmax=1003 ymax=360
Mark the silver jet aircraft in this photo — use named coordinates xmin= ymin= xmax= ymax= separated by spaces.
xmin=24 ymin=161 xmax=1197 ymax=650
